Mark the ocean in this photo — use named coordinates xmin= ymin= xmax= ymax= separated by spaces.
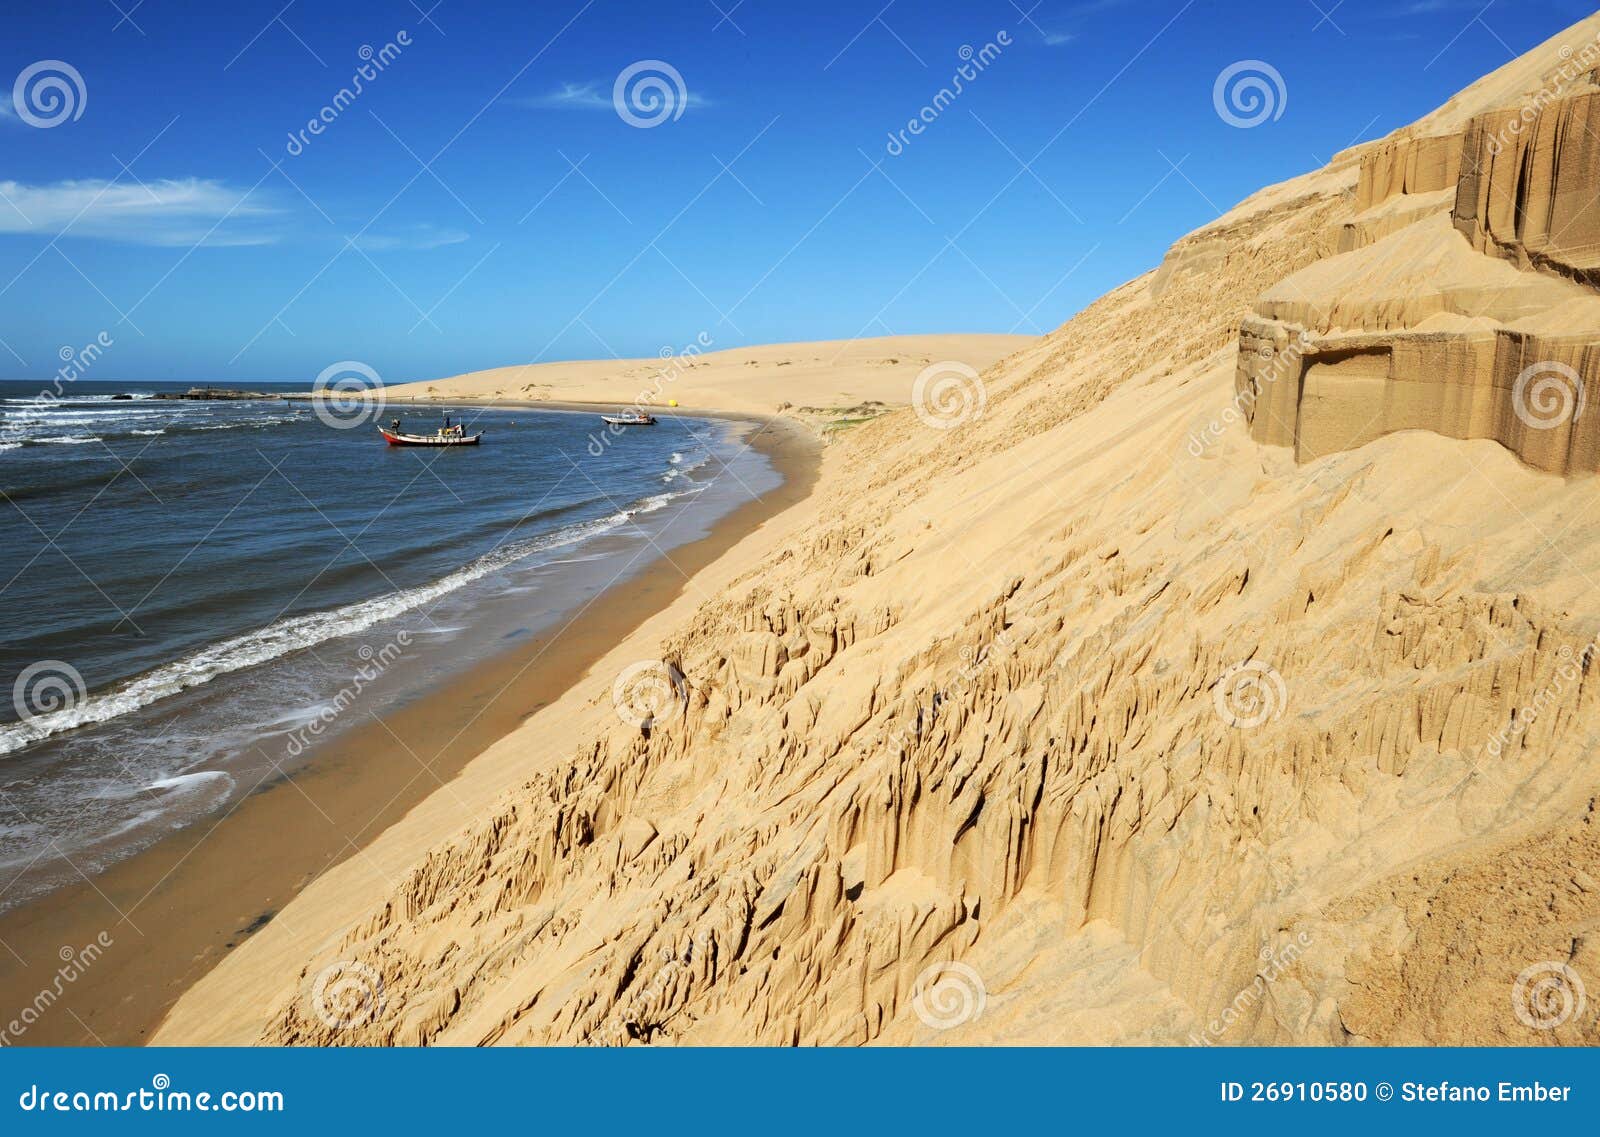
xmin=0 ymin=379 xmax=776 ymax=910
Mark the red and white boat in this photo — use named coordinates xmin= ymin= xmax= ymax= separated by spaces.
xmin=378 ymin=424 xmax=483 ymax=446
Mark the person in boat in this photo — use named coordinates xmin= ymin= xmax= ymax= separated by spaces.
xmin=391 ymin=417 xmax=401 ymax=432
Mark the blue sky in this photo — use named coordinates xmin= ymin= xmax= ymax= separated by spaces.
xmin=0 ymin=0 xmax=1592 ymax=383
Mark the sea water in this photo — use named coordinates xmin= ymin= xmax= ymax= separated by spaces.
xmin=0 ymin=380 xmax=776 ymax=909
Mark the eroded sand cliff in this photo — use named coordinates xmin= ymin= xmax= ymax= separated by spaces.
xmin=158 ymin=14 xmax=1600 ymax=1046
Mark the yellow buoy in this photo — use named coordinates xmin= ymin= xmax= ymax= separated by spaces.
xmin=668 ymin=399 xmax=678 ymax=407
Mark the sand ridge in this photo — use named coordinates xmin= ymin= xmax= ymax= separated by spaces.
xmin=383 ymin=334 xmax=1035 ymax=422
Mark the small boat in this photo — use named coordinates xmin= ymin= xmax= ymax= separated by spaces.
xmin=600 ymin=409 xmax=657 ymax=426
xmin=378 ymin=425 xmax=483 ymax=446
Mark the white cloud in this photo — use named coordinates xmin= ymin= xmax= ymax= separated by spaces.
xmin=517 ymin=80 xmax=711 ymax=111
xmin=1035 ymin=0 xmax=1132 ymax=46
xmin=519 ymin=81 xmax=613 ymax=110
xmin=353 ymin=225 xmax=469 ymax=251
xmin=0 ymin=178 xmax=280 ymax=246
xmin=1384 ymin=0 xmax=1478 ymax=13
xmin=1060 ymin=0 xmax=1134 ymax=14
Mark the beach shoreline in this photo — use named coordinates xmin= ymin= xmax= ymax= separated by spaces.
xmin=0 ymin=408 xmax=818 ymax=1046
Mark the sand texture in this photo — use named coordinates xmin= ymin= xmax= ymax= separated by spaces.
xmin=156 ymin=14 xmax=1600 ymax=1046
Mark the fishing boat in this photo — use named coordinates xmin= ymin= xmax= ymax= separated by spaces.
xmin=378 ymin=422 xmax=483 ymax=446
xmin=600 ymin=409 xmax=657 ymax=426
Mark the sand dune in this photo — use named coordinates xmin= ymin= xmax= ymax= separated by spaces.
xmin=158 ymin=13 xmax=1600 ymax=1045
xmin=383 ymin=334 xmax=1034 ymax=422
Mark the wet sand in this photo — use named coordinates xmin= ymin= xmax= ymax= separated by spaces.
xmin=0 ymin=411 xmax=816 ymax=1046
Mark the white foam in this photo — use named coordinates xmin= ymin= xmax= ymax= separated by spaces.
xmin=5 ymin=412 xmax=165 ymax=425
xmin=0 ymin=491 xmax=698 ymax=756
xmin=2 ymin=393 xmax=154 ymax=406
xmin=146 ymin=770 xmax=233 ymax=794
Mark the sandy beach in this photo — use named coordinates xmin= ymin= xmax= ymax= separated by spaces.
xmin=0 ymin=411 xmax=814 ymax=1045
xmin=379 ymin=334 xmax=1036 ymax=421
xmin=0 ymin=333 xmax=1027 ymax=1045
